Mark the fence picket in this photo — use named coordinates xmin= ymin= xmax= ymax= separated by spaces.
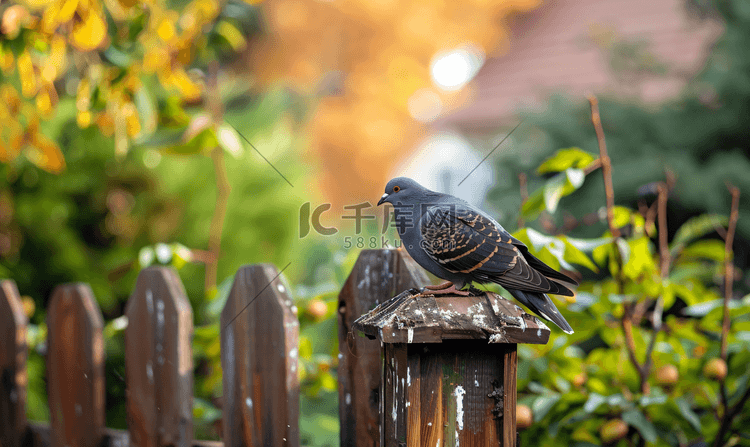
xmin=0 ymin=280 xmax=28 ymax=447
xmin=220 ymin=264 xmax=299 ymax=447
xmin=125 ymin=267 xmax=194 ymax=447
xmin=47 ymin=284 xmax=106 ymax=447
xmin=337 ymin=249 xmax=428 ymax=447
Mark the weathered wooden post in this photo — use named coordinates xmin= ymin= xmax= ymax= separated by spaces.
xmin=125 ymin=267 xmax=194 ymax=447
xmin=0 ymin=280 xmax=27 ymax=447
xmin=353 ymin=289 xmax=549 ymax=447
xmin=338 ymin=249 xmax=428 ymax=447
xmin=47 ymin=284 xmax=106 ymax=447
xmin=220 ymin=264 xmax=300 ymax=447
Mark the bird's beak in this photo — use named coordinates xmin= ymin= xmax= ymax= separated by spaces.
xmin=377 ymin=193 xmax=389 ymax=206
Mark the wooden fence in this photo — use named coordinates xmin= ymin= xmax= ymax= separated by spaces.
xmin=0 ymin=249 xmax=534 ymax=447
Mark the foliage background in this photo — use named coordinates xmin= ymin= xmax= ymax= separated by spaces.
xmin=1 ymin=0 xmax=749 ymax=445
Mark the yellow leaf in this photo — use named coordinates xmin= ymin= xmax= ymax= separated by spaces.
xmin=96 ymin=112 xmax=114 ymax=135
xmin=76 ymin=78 xmax=91 ymax=111
xmin=77 ymin=110 xmax=92 ymax=127
xmin=0 ymin=49 xmax=14 ymax=73
xmin=71 ymin=10 xmax=107 ymax=51
xmin=41 ymin=34 xmax=67 ymax=83
xmin=123 ymin=102 xmax=141 ymax=137
xmin=17 ymin=51 xmax=37 ymax=97
xmin=156 ymin=18 xmax=176 ymax=42
xmin=168 ymin=68 xmax=202 ymax=101
xmin=28 ymin=132 xmax=66 ymax=173
xmin=142 ymin=45 xmax=169 ymax=73
xmin=58 ymin=0 xmax=79 ymax=23
xmin=41 ymin=2 xmax=61 ymax=33
xmin=35 ymin=87 xmax=54 ymax=118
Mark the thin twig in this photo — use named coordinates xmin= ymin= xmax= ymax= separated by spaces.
xmin=206 ymin=147 xmax=232 ymax=291
xmin=587 ymin=94 xmax=619 ymax=238
xmin=720 ymin=185 xmax=740 ymax=361
xmin=713 ymin=184 xmax=741 ymax=447
xmin=642 ymin=183 xmax=669 ymax=390
xmin=588 ymin=95 xmax=642 ymax=386
xmin=205 ymin=62 xmax=232 ymax=292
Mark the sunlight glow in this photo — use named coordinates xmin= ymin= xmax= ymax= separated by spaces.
xmin=430 ymin=44 xmax=485 ymax=91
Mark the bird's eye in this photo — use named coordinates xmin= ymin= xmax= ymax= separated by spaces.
xmin=393 ymin=185 xmax=401 ymax=192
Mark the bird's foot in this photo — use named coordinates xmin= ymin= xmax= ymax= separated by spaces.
xmin=420 ymin=281 xmax=471 ymax=297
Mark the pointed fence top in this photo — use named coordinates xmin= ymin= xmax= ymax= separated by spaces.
xmin=353 ymin=290 xmax=550 ymax=344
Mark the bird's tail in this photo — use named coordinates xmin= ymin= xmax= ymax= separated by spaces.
xmin=506 ymin=289 xmax=574 ymax=334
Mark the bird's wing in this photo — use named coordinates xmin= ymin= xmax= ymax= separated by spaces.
xmin=419 ymin=205 xmax=570 ymax=295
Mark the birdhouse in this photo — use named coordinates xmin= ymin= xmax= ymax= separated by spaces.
xmin=353 ymin=288 xmax=550 ymax=447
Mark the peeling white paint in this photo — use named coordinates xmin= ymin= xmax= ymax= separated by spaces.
xmin=146 ymin=362 xmax=154 ymax=383
xmin=277 ymin=283 xmax=286 ymax=294
xmin=357 ymin=265 xmax=371 ymax=289
xmin=474 ymin=379 xmax=479 ymax=387
xmin=427 ymin=422 xmax=432 ymax=427
xmin=534 ymin=317 xmax=550 ymax=330
xmin=489 ymin=333 xmax=503 ymax=343
xmin=338 ymin=352 xmax=343 ymax=360
xmin=289 ymin=348 xmax=298 ymax=358
xmin=407 ymin=328 xmax=414 ymax=343
xmin=455 ymin=386 xmax=466 ymax=431
xmin=537 ymin=329 xmax=541 ymax=337
xmin=246 ymin=397 xmax=253 ymax=408
xmin=517 ymin=316 xmax=527 ymax=332
xmin=346 ymin=393 xmax=351 ymax=405
xmin=407 ymin=367 xmax=411 ymax=386
xmin=472 ymin=313 xmax=486 ymax=326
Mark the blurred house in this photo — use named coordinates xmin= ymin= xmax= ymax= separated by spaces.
xmin=396 ymin=0 xmax=722 ymax=200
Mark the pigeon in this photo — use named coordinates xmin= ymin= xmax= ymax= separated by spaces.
xmin=377 ymin=177 xmax=577 ymax=334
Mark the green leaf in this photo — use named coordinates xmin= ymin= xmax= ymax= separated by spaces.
xmin=544 ymin=173 xmax=566 ymax=213
xmin=134 ymin=87 xmax=158 ymax=139
xmin=532 ymin=394 xmax=561 ymax=422
xmin=670 ymin=214 xmax=728 ymax=257
xmin=217 ymin=123 xmax=244 ymax=158
xmin=675 ymin=397 xmax=701 ymax=432
xmin=542 ymin=168 xmax=586 ymax=213
xmin=612 ymin=206 xmax=633 ymax=229
xmin=566 ymin=236 xmax=613 ymax=252
xmin=537 ymin=148 xmax=596 ymax=174
xmin=563 ymin=239 xmax=599 ymax=272
xmin=193 ymin=397 xmax=222 ymax=423
xmin=166 ymin=126 xmax=218 ymax=156
xmin=521 ymin=189 xmax=545 ymax=220
xmin=523 ymin=228 xmax=556 ymax=251
xmin=680 ymin=240 xmax=726 ymax=263
xmin=583 ymin=393 xmax=606 ymax=413
xmin=622 ymin=409 xmax=657 ymax=443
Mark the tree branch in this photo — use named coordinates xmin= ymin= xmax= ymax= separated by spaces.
xmin=713 ymin=184 xmax=741 ymax=447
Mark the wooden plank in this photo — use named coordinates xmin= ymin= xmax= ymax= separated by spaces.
xmin=0 ymin=280 xmax=28 ymax=447
xmin=502 ymin=345 xmax=518 ymax=447
xmin=125 ymin=267 xmax=193 ymax=447
xmin=382 ymin=341 xmax=508 ymax=447
xmin=220 ymin=264 xmax=299 ymax=447
xmin=47 ymin=284 xmax=105 ymax=447
xmin=338 ymin=249 xmax=428 ymax=447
